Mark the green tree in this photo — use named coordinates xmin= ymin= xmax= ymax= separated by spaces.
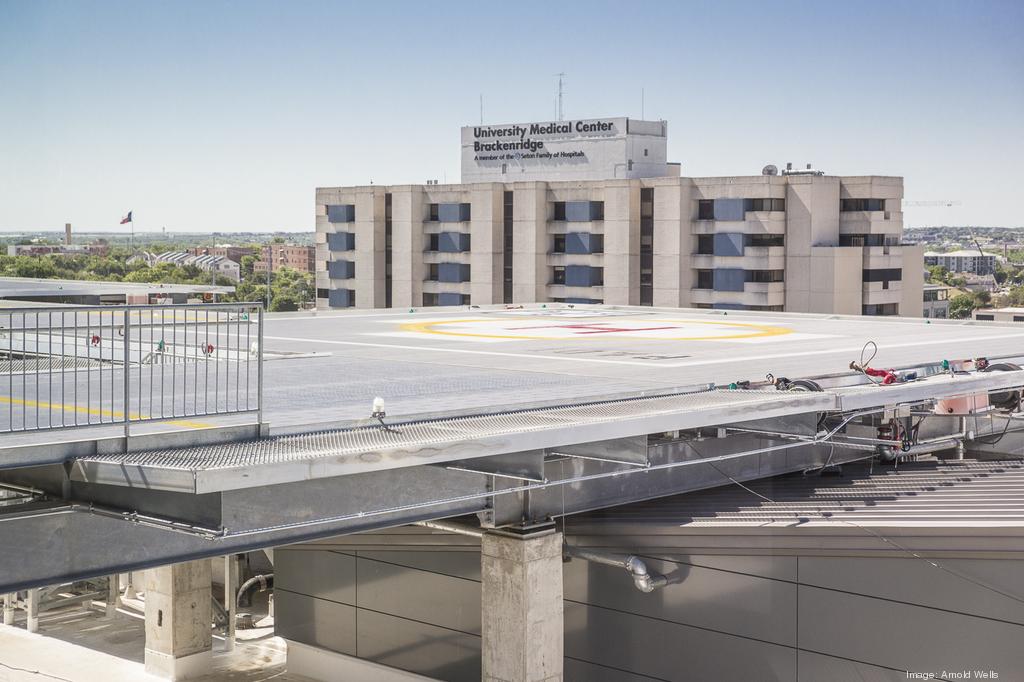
xmin=949 ymin=294 xmax=977 ymax=319
xmin=926 ymin=265 xmax=949 ymax=284
xmin=270 ymin=291 xmax=301 ymax=312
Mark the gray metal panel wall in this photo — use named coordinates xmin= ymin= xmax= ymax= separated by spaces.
xmin=326 ymin=232 xmax=355 ymax=251
xmin=327 ymin=260 xmax=355 ymax=279
xmin=713 ymin=268 xmax=745 ymax=291
xmin=712 ymin=198 xmax=745 ymax=221
xmin=326 ymin=204 xmax=355 ymax=223
xmin=713 ymin=232 xmax=744 ymax=256
xmin=276 ymin=542 xmax=1024 ymax=681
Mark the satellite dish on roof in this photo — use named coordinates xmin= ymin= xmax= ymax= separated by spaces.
xmin=762 ymin=164 xmax=779 ymax=176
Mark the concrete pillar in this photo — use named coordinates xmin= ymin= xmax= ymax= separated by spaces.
xmin=2 ymin=593 xmax=14 ymax=625
xmin=223 ymin=555 xmax=236 ymax=653
xmin=481 ymin=529 xmax=563 ymax=682
xmin=106 ymin=574 xmax=120 ymax=618
xmin=144 ymin=560 xmax=212 ymax=680
xmin=26 ymin=588 xmax=39 ymax=633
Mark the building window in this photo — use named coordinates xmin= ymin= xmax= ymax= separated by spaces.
xmin=326 ymin=205 xmax=355 ymax=223
xmin=747 ymin=305 xmax=786 ymax=311
xmin=746 ymin=270 xmax=785 ymax=283
xmin=744 ymin=198 xmax=785 ymax=212
xmin=863 ymin=268 xmax=903 ymax=283
xmin=863 ymin=303 xmax=899 ymax=316
xmin=841 ymin=198 xmax=886 ymax=212
xmin=697 ymin=200 xmax=714 ymax=220
xmin=640 ymin=187 xmax=654 ymax=306
xmin=840 ymin=234 xmax=900 ymax=247
xmin=428 ymin=203 xmax=439 ymax=221
xmin=385 ymin=193 xmax=392 ymax=308
xmin=554 ymin=201 xmax=604 ymax=222
xmin=428 ymin=233 xmax=471 ymax=252
xmin=552 ymin=266 xmax=565 ymax=285
xmin=503 ymin=191 xmax=513 ymax=303
xmin=316 ymin=288 xmax=329 ymax=299
xmin=696 ymin=270 xmax=713 ymax=289
xmin=696 ymin=235 xmax=714 ymax=255
xmin=744 ymin=234 xmax=785 ymax=247
xmin=976 ymin=314 xmax=995 ymax=321
xmin=552 ymin=234 xmax=566 ymax=253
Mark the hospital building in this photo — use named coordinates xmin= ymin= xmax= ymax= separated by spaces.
xmin=315 ymin=117 xmax=923 ymax=316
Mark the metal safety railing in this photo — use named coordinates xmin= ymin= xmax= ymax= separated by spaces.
xmin=0 ymin=303 xmax=264 ymax=435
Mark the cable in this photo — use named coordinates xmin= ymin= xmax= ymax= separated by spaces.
xmin=375 ymin=415 xmax=400 ymax=434
xmin=852 ymin=340 xmax=883 ymax=386
xmin=971 ymin=411 xmax=1015 ymax=445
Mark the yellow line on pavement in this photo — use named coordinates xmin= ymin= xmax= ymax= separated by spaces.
xmin=0 ymin=395 xmax=211 ymax=429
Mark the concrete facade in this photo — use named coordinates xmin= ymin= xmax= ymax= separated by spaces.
xmin=316 ymin=174 xmax=922 ymax=316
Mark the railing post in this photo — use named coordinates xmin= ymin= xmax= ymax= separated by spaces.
xmin=123 ymin=309 xmax=131 ymax=446
xmin=257 ymin=306 xmax=264 ymax=431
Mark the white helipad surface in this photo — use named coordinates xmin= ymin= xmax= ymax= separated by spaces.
xmin=253 ymin=304 xmax=1024 ymax=429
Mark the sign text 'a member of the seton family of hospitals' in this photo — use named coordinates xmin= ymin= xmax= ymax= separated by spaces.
xmin=460 ymin=117 xmax=669 ymax=183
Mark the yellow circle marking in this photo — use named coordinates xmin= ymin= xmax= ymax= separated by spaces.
xmin=399 ymin=317 xmax=793 ymax=341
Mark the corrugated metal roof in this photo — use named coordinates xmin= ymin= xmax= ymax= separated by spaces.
xmin=571 ymin=459 xmax=1024 ymax=529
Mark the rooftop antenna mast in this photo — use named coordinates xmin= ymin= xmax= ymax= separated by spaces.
xmin=479 ymin=93 xmax=483 ymax=125
xmin=641 ymin=87 xmax=645 ymax=119
xmin=555 ymin=72 xmax=566 ymax=121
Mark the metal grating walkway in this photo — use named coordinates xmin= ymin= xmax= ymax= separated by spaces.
xmin=73 ymin=388 xmax=835 ymax=479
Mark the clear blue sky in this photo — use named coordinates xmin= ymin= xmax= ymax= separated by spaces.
xmin=1 ymin=0 xmax=1022 ymax=233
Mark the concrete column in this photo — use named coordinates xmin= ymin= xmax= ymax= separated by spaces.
xmin=144 ymin=560 xmax=212 ymax=680
xmin=2 ymin=593 xmax=14 ymax=625
xmin=481 ymin=530 xmax=563 ymax=682
xmin=106 ymin=574 xmax=121 ymax=618
xmin=223 ymin=555 xmax=236 ymax=652
xmin=26 ymin=588 xmax=39 ymax=633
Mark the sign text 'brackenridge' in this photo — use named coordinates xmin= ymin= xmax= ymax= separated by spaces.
xmin=471 ymin=120 xmax=615 ymax=153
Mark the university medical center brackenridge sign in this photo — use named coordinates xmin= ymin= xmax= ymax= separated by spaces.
xmin=460 ymin=117 xmax=634 ymax=182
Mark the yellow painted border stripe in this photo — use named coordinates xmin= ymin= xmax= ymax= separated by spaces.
xmin=399 ymin=317 xmax=793 ymax=342
xmin=0 ymin=396 xmax=211 ymax=429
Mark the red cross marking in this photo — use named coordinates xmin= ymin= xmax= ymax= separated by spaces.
xmin=509 ymin=323 xmax=679 ymax=335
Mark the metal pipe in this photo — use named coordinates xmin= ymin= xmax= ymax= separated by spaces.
xmin=413 ymin=520 xmax=484 ymax=538
xmin=565 ymin=546 xmax=668 ymax=593
xmin=235 ymin=573 xmax=273 ymax=609
xmin=412 ymin=523 xmax=669 ymax=593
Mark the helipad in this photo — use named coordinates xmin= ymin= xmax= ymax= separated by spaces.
xmin=253 ymin=303 xmax=1024 ymax=430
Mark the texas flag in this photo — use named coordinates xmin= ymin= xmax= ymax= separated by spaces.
xmin=120 ymin=211 xmax=132 ymax=224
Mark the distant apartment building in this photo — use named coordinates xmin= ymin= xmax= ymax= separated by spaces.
xmin=922 ymin=283 xmax=952 ymax=319
xmin=8 ymin=242 xmax=109 ymax=257
xmin=924 ymin=250 xmax=996 ymax=275
xmin=974 ymin=307 xmax=1024 ymax=323
xmin=129 ymin=251 xmax=240 ymax=282
xmin=186 ymin=246 xmax=254 ymax=264
xmin=254 ymin=245 xmax=315 ymax=274
xmin=316 ymin=117 xmax=923 ymax=315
